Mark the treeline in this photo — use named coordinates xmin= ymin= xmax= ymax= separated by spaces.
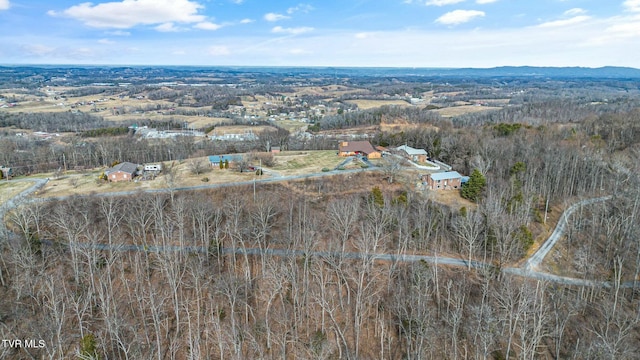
xmin=81 ymin=127 xmax=130 ymax=138
xmin=3 ymin=176 xmax=639 ymax=359
xmin=320 ymin=105 xmax=443 ymax=130
xmin=0 ymin=112 xmax=117 ymax=132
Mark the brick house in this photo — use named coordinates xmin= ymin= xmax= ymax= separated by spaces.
xmin=396 ymin=145 xmax=428 ymax=163
xmin=105 ymin=162 xmax=139 ymax=182
xmin=422 ymin=171 xmax=463 ymax=190
xmin=338 ymin=141 xmax=382 ymax=159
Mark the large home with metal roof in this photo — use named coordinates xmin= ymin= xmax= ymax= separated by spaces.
xmin=338 ymin=141 xmax=382 ymax=159
xmin=422 ymin=171 xmax=465 ymax=190
xmin=396 ymin=145 xmax=428 ymax=163
xmin=105 ymin=162 xmax=139 ymax=182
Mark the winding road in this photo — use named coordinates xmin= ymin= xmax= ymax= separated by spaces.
xmin=3 ymin=176 xmax=634 ymax=288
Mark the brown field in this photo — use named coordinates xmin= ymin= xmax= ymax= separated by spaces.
xmin=272 ymin=119 xmax=307 ymax=133
xmin=34 ymin=151 xmax=346 ymax=197
xmin=344 ymin=99 xmax=412 ymax=110
xmin=284 ymin=85 xmax=369 ymax=97
xmin=380 ymin=122 xmax=440 ymax=133
xmin=0 ymin=181 xmax=32 ymax=206
xmin=209 ymin=125 xmax=276 ymax=136
xmin=35 ymin=160 xmax=258 ymax=199
xmin=272 ymin=150 xmax=344 ymax=175
xmin=434 ymin=105 xmax=502 ymax=117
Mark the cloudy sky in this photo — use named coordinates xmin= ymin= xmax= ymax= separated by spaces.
xmin=0 ymin=0 xmax=639 ymax=67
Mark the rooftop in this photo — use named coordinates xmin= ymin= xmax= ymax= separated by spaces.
xmin=396 ymin=145 xmax=428 ymax=156
xmin=429 ymin=171 xmax=462 ymax=181
xmin=106 ymin=162 xmax=138 ymax=175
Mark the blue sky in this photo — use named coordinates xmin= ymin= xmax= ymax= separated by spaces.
xmin=0 ymin=0 xmax=639 ymax=67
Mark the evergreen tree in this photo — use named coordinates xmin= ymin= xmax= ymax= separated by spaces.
xmin=461 ymin=169 xmax=486 ymax=202
xmin=78 ymin=333 xmax=100 ymax=360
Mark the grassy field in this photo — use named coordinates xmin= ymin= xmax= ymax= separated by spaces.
xmin=0 ymin=181 xmax=32 ymax=205
xmin=434 ymin=105 xmax=502 ymax=117
xmin=344 ymin=99 xmax=412 ymax=110
xmin=272 ymin=119 xmax=307 ymax=133
xmin=34 ymin=151 xmax=345 ymax=197
xmin=271 ymin=150 xmax=343 ymax=175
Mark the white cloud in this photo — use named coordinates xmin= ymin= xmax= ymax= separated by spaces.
xmin=231 ymin=0 xmax=244 ymax=4
xmin=287 ymin=4 xmax=314 ymax=14
xmin=538 ymin=15 xmax=591 ymax=28
xmin=264 ymin=13 xmax=290 ymax=22
xmin=426 ymin=0 xmax=466 ymax=6
xmin=208 ymin=46 xmax=230 ymax=56
xmin=564 ymin=8 xmax=587 ymax=16
xmin=624 ymin=0 xmax=640 ymax=12
xmin=476 ymin=0 xmax=497 ymax=3
xmin=106 ymin=30 xmax=131 ymax=36
xmin=355 ymin=32 xmax=373 ymax=39
xmin=98 ymin=38 xmax=115 ymax=44
xmin=435 ymin=10 xmax=485 ymax=25
xmin=240 ymin=18 xmax=254 ymax=24
xmin=155 ymin=23 xmax=181 ymax=32
xmin=194 ymin=22 xmax=223 ymax=30
xmin=48 ymin=0 xmax=206 ymax=29
xmin=0 ymin=0 xmax=10 ymax=11
xmin=588 ymin=14 xmax=640 ymax=44
xmin=271 ymin=26 xmax=313 ymax=35
xmin=22 ymin=44 xmax=56 ymax=57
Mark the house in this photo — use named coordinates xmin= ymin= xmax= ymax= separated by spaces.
xmin=422 ymin=171 xmax=463 ymax=190
xmin=105 ymin=162 xmax=139 ymax=182
xmin=396 ymin=145 xmax=428 ymax=163
xmin=0 ymin=166 xmax=13 ymax=179
xmin=338 ymin=141 xmax=382 ymax=159
xmin=270 ymin=146 xmax=281 ymax=154
xmin=208 ymin=155 xmax=241 ymax=168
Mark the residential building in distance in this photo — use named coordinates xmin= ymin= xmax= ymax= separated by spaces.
xmin=396 ymin=145 xmax=428 ymax=163
xmin=338 ymin=141 xmax=382 ymax=159
xmin=105 ymin=162 xmax=139 ymax=182
xmin=422 ymin=171 xmax=463 ymax=190
xmin=208 ymin=155 xmax=242 ymax=168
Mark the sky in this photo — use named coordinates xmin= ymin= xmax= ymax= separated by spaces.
xmin=0 ymin=0 xmax=639 ymax=68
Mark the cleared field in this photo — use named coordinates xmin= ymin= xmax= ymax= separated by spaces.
xmin=434 ymin=105 xmax=501 ymax=117
xmin=209 ymin=125 xmax=275 ymax=136
xmin=271 ymin=119 xmax=307 ymax=133
xmin=380 ymin=122 xmax=440 ymax=133
xmin=285 ymin=85 xmax=369 ymax=97
xmin=34 ymin=157 xmax=257 ymax=198
xmin=0 ymin=181 xmax=32 ymax=206
xmin=345 ymin=99 xmax=411 ymax=109
xmin=271 ymin=150 xmax=344 ymax=175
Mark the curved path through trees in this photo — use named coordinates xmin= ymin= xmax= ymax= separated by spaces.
xmin=4 ymin=176 xmax=637 ymax=288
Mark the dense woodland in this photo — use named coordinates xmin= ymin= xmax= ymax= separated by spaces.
xmin=2 ymin=68 xmax=640 ymax=359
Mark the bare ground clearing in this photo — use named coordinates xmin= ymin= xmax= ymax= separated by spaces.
xmin=435 ymin=105 xmax=502 ymax=117
xmin=345 ymin=99 xmax=412 ymax=109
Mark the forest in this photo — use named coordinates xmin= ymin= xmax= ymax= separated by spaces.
xmin=1 ymin=67 xmax=640 ymax=359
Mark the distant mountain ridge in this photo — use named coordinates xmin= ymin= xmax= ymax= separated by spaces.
xmin=2 ymin=64 xmax=640 ymax=79
xmin=442 ymin=66 xmax=640 ymax=78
